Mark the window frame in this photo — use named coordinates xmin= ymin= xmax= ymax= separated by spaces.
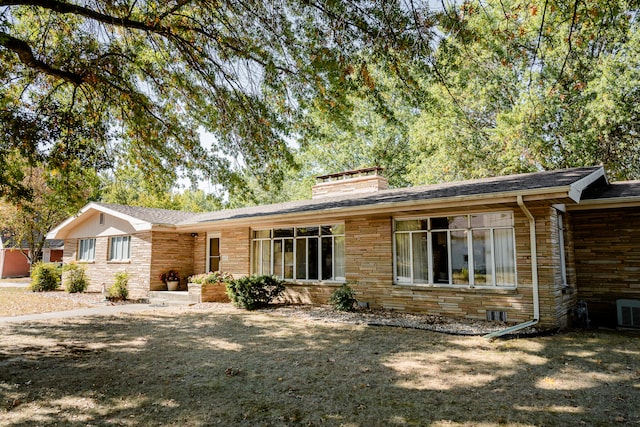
xmin=393 ymin=212 xmax=517 ymax=289
xmin=108 ymin=235 xmax=131 ymax=262
xmin=251 ymin=224 xmax=345 ymax=282
xmin=77 ymin=238 xmax=96 ymax=262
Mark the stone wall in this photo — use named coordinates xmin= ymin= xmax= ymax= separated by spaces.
xmin=149 ymin=232 xmax=196 ymax=291
xmin=572 ymin=207 xmax=640 ymax=326
xmin=220 ymin=227 xmax=251 ymax=279
xmin=278 ymin=205 xmax=569 ymax=328
xmin=62 ymin=232 xmax=152 ymax=299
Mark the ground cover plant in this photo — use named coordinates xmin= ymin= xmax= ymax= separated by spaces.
xmin=1 ymin=303 xmax=638 ymax=426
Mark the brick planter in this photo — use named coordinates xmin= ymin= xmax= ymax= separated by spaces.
xmin=188 ymin=282 xmax=230 ymax=303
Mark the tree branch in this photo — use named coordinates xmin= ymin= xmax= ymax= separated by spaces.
xmin=0 ymin=31 xmax=85 ymax=85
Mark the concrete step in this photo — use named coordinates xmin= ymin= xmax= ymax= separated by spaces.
xmin=148 ymin=291 xmax=194 ymax=306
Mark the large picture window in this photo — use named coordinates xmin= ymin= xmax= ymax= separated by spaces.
xmin=251 ymin=224 xmax=345 ymax=282
xmin=78 ymin=238 xmax=96 ymax=262
xmin=109 ymin=236 xmax=131 ymax=261
xmin=394 ymin=213 xmax=516 ymax=287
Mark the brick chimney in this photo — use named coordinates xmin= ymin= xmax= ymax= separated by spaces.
xmin=311 ymin=167 xmax=389 ymax=199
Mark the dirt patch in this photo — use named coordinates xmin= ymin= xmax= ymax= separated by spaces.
xmin=1 ymin=303 xmax=639 ymax=426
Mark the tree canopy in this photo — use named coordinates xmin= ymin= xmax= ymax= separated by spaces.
xmin=1 ymin=0 xmax=639 ymax=211
xmin=0 ymin=0 xmax=432 ymax=202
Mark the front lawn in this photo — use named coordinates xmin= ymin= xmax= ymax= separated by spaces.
xmin=1 ymin=305 xmax=638 ymax=426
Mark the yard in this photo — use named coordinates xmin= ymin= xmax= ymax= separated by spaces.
xmin=0 ymin=287 xmax=639 ymax=426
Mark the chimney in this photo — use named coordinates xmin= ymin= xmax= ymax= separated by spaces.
xmin=311 ymin=167 xmax=388 ymax=199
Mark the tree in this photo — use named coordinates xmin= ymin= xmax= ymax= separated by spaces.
xmin=0 ymin=0 xmax=433 ymax=201
xmin=99 ymin=162 xmax=223 ymax=211
xmin=406 ymin=0 xmax=640 ymax=184
xmin=0 ymin=157 xmax=98 ymax=264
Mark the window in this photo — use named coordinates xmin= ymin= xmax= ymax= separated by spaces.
xmin=251 ymin=224 xmax=345 ymax=281
xmin=394 ymin=213 xmax=516 ymax=287
xmin=557 ymin=212 xmax=567 ymax=286
xmin=78 ymin=238 xmax=96 ymax=262
xmin=109 ymin=236 xmax=131 ymax=261
xmin=208 ymin=237 xmax=221 ymax=272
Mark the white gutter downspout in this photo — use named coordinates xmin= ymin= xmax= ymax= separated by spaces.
xmin=484 ymin=195 xmax=540 ymax=339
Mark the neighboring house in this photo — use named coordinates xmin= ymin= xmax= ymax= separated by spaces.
xmin=0 ymin=232 xmax=63 ymax=278
xmin=47 ymin=166 xmax=640 ymax=329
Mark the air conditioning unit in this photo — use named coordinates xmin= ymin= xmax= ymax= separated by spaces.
xmin=616 ymin=299 xmax=640 ymax=328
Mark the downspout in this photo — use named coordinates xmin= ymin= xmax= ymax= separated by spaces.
xmin=483 ymin=195 xmax=540 ymax=339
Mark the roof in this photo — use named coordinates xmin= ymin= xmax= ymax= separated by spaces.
xmin=570 ymin=180 xmax=640 ymax=210
xmin=49 ymin=166 xmax=615 ymax=236
xmin=92 ymin=203 xmax=200 ymax=225
xmin=47 ymin=202 xmax=200 ymax=239
xmin=184 ymin=166 xmax=606 ymax=225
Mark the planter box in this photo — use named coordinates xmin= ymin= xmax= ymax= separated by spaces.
xmin=188 ymin=282 xmax=230 ymax=303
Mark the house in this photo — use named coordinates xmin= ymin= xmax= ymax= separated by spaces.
xmin=47 ymin=166 xmax=640 ymax=329
xmin=0 ymin=231 xmax=64 ymax=278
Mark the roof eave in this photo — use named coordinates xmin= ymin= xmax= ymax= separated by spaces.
xmin=47 ymin=202 xmax=155 ymax=239
xmin=174 ymin=186 xmax=579 ymax=230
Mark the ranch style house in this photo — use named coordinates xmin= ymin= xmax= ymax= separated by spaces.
xmin=47 ymin=166 xmax=640 ymax=330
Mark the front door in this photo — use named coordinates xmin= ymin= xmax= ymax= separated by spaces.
xmin=207 ymin=237 xmax=220 ymax=272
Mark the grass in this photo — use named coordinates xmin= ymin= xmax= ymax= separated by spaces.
xmin=1 ymin=302 xmax=639 ymax=426
xmin=0 ymin=286 xmax=92 ymax=317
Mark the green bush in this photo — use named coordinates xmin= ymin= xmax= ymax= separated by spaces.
xmin=108 ymin=271 xmax=129 ymax=301
xmin=30 ymin=262 xmax=61 ymax=292
xmin=329 ymin=283 xmax=358 ymax=312
xmin=63 ymin=263 xmax=90 ymax=293
xmin=226 ymin=275 xmax=285 ymax=310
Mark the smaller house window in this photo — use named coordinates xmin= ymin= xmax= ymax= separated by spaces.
xmin=78 ymin=238 xmax=96 ymax=262
xmin=109 ymin=236 xmax=131 ymax=261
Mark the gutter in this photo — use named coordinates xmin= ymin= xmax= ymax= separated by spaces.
xmin=484 ymin=195 xmax=540 ymax=339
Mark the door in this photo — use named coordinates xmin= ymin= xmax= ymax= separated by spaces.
xmin=207 ymin=237 xmax=220 ymax=272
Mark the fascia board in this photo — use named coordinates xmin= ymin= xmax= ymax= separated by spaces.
xmin=567 ymin=196 xmax=640 ymax=211
xmin=47 ymin=203 xmax=154 ymax=239
xmin=568 ymin=167 xmax=607 ymax=202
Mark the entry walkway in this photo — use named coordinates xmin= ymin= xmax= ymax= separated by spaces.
xmin=0 ymin=303 xmax=167 ymax=324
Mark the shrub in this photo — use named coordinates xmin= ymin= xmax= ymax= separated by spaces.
xmin=226 ymin=275 xmax=285 ymax=310
xmin=329 ymin=283 xmax=358 ymax=312
xmin=30 ymin=262 xmax=61 ymax=292
xmin=189 ymin=271 xmax=233 ymax=286
xmin=63 ymin=263 xmax=90 ymax=293
xmin=108 ymin=271 xmax=129 ymax=301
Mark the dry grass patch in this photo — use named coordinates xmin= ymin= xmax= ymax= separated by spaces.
xmin=0 ymin=287 xmax=96 ymax=317
xmin=0 ymin=305 xmax=639 ymax=426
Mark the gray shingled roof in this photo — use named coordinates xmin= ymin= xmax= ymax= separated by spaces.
xmin=94 ymin=202 xmax=200 ymax=225
xmin=582 ymin=181 xmax=640 ymax=200
xmin=183 ymin=166 xmax=604 ymax=225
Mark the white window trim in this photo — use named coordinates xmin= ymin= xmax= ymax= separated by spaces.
xmin=78 ymin=238 xmax=96 ymax=262
xmin=108 ymin=235 xmax=131 ymax=262
xmin=251 ymin=224 xmax=345 ymax=283
xmin=393 ymin=212 xmax=518 ymax=289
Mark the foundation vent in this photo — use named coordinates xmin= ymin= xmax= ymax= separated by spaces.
xmin=486 ymin=310 xmax=508 ymax=322
xmin=617 ymin=299 xmax=640 ymax=328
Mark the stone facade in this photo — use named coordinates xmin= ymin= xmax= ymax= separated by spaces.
xmin=572 ymin=207 xmax=640 ymax=326
xmin=193 ymin=203 xmax=571 ymax=329
xmin=63 ymin=232 xmax=153 ymax=299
